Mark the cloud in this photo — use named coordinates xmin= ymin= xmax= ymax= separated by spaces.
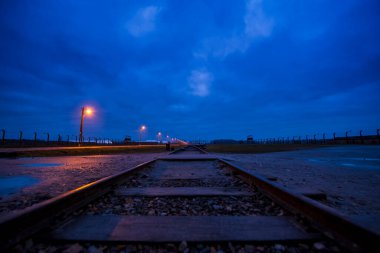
xmin=244 ymin=0 xmax=274 ymax=38
xmin=188 ymin=69 xmax=213 ymax=97
xmin=194 ymin=0 xmax=274 ymax=59
xmin=126 ymin=6 xmax=161 ymax=37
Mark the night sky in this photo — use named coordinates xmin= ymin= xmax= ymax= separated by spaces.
xmin=1 ymin=0 xmax=379 ymax=141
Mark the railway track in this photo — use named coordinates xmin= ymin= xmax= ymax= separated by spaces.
xmin=0 ymin=146 xmax=378 ymax=252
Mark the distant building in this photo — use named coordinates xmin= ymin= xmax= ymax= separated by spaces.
xmin=247 ymin=135 xmax=253 ymax=143
xmin=124 ymin=136 xmax=132 ymax=143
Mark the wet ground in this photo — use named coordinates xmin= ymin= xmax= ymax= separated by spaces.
xmin=0 ymin=175 xmax=39 ymax=196
xmin=0 ymin=153 xmax=163 ymax=216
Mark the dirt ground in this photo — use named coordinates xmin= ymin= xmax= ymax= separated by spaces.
xmin=0 ymin=153 xmax=163 ymax=216
xmin=218 ymin=146 xmax=380 ymax=220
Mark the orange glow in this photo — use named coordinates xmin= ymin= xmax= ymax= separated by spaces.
xmin=140 ymin=125 xmax=146 ymax=131
xmin=85 ymin=107 xmax=93 ymax=116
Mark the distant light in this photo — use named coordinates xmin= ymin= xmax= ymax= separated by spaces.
xmin=157 ymin=132 xmax=162 ymax=136
xmin=140 ymin=125 xmax=146 ymax=131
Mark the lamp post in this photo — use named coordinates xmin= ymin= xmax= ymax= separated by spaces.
xmin=139 ymin=125 xmax=146 ymax=143
xmin=157 ymin=132 xmax=162 ymax=143
xmin=79 ymin=107 xmax=93 ymax=146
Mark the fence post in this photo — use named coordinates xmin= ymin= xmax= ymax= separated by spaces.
xmin=323 ymin=133 xmax=326 ymax=144
xmin=34 ymin=132 xmax=37 ymax=146
xmin=1 ymin=129 xmax=5 ymax=145
xmin=45 ymin=133 xmax=50 ymax=144
xmin=19 ymin=131 xmax=23 ymax=146
xmin=58 ymin=134 xmax=62 ymax=143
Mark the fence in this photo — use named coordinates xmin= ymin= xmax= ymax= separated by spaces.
xmin=1 ymin=129 xmax=380 ymax=147
xmin=0 ymin=129 xmax=157 ymax=147
xmin=194 ymin=129 xmax=380 ymax=145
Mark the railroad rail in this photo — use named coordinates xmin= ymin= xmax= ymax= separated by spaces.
xmin=0 ymin=146 xmax=378 ymax=252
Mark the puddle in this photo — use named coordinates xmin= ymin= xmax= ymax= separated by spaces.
xmin=0 ymin=176 xmax=40 ymax=196
xmin=19 ymin=163 xmax=64 ymax=167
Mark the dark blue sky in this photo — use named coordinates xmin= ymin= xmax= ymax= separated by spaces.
xmin=1 ymin=0 xmax=380 ymax=141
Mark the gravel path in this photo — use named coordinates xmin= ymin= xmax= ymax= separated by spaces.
xmin=13 ymin=240 xmax=344 ymax=253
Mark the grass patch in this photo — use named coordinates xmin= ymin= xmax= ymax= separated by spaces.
xmin=0 ymin=145 xmax=175 ymax=158
xmin=206 ymin=144 xmax=333 ymax=154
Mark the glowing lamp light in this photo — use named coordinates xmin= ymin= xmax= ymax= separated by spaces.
xmin=140 ymin=125 xmax=146 ymax=131
xmin=85 ymin=107 xmax=93 ymax=116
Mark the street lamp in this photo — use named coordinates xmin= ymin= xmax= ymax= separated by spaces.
xmin=157 ymin=131 xmax=162 ymax=142
xmin=79 ymin=106 xmax=93 ymax=146
xmin=139 ymin=125 xmax=146 ymax=143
